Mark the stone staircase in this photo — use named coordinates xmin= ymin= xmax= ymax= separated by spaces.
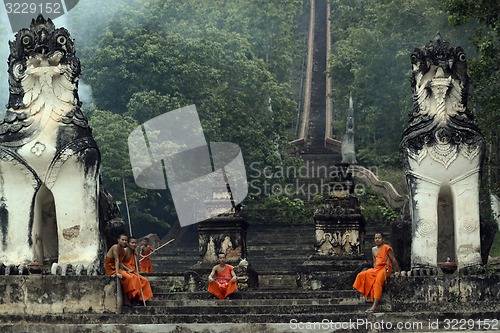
xmin=246 ymin=223 xmax=315 ymax=289
xmin=1 ymin=222 xmax=499 ymax=332
xmin=122 ymin=288 xmax=365 ymax=324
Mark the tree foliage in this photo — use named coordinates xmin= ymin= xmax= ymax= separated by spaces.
xmin=444 ymin=0 xmax=500 ymax=195
xmin=64 ymin=0 xmax=306 ymax=236
xmin=329 ymin=0 xmax=477 ymax=167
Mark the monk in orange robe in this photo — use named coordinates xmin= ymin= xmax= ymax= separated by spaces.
xmin=353 ymin=232 xmax=401 ymax=312
xmin=208 ymin=253 xmax=238 ymax=300
xmin=123 ymin=237 xmax=154 ymax=303
xmin=139 ymin=238 xmax=153 ymax=273
xmin=105 ymin=234 xmax=143 ymax=305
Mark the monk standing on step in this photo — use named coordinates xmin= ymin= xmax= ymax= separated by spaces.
xmin=353 ymin=232 xmax=401 ymax=312
xmin=139 ymin=237 xmax=153 ymax=273
xmin=208 ymin=252 xmax=238 ymax=300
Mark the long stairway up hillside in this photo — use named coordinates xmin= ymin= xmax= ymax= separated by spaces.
xmin=306 ymin=0 xmax=329 ymax=154
xmin=293 ymin=0 xmax=340 ymax=157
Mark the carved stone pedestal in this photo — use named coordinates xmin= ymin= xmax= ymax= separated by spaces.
xmin=297 ymin=164 xmax=366 ymax=290
xmin=296 ymin=254 xmax=366 ymax=290
xmin=184 ymin=216 xmax=258 ymax=291
xmin=314 ymin=197 xmax=364 ymax=256
xmin=198 ymin=217 xmax=249 ymax=263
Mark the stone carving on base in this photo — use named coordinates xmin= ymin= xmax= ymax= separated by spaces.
xmin=297 ymin=165 xmax=366 ymax=290
xmin=0 ymin=16 xmax=123 ymax=275
xmin=313 ymin=166 xmax=364 ymax=256
xmin=197 ymin=217 xmax=248 ymax=263
xmin=185 ymin=182 xmax=257 ymax=290
xmin=401 ymin=33 xmax=486 ymax=273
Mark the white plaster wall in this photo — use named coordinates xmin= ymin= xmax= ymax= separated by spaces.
xmin=492 ymin=194 xmax=500 ymax=231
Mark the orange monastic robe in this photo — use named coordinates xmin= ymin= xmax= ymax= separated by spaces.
xmin=208 ymin=264 xmax=238 ymax=300
xmin=140 ymin=245 xmax=153 ymax=273
xmin=105 ymin=247 xmax=126 ymax=276
xmin=353 ymin=244 xmax=393 ymax=301
xmin=122 ymin=252 xmax=153 ymax=301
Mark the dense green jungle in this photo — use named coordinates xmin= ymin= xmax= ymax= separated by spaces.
xmin=0 ymin=0 xmax=497 ymax=240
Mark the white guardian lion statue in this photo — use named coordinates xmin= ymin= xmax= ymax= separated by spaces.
xmin=400 ymin=33 xmax=485 ymax=274
xmin=0 ymin=16 xmax=122 ymax=275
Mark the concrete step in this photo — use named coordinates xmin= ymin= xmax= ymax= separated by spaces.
xmin=247 ymin=244 xmax=314 ymax=251
xmin=146 ymin=297 xmax=362 ymax=307
xmin=122 ymin=303 xmax=366 ymax=316
xmin=3 ymin=310 xmax=497 ymax=326
xmin=145 ymin=290 xmax=360 ymax=300
xmin=153 ymin=248 xmax=198 ymax=255
xmin=243 ymin=254 xmax=312 ymax=260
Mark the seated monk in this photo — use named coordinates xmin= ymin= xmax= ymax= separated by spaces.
xmin=123 ymin=237 xmax=154 ymax=303
xmin=353 ymin=232 xmax=401 ymax=312
xmin=208 ymin=252 xmax=238 ymax=300
xmin=105 ymin=234 xmax=143 ymax=305
xmin=139 ymin=237 xmax=153 ymax=273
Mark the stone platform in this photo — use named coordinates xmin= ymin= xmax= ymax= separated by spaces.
xmin=0 ymin=275 xmax=120 ymax=315
xmin=385 ymin=273 xmax=500 ymax=312
xmin=0 ymin=226 xmax=499 ymax=332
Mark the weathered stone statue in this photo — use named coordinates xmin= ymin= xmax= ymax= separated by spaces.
xmin=0 ymin=15 xmax=121 ymax=275
xmin=401 ymin=33 xmax=485 ymax=273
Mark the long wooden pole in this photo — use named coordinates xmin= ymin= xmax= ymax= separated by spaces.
xmin=139 ymin=238 xmax=175 ymax=262
xmin=122 ymin=178 xmax=146 ymax=306
xmin=134 ymin=253 xmax=147 ymax=307
xmin=122 ymin=179 xmax=133 ymax=237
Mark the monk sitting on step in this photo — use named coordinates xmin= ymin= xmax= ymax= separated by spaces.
xmin=105 ymin=234 xmax=142 ymax=306
xmin=208 ymin=252 xmax=238 ymax=300
xmin=353 ymin=232 xmax=401 ymax=313
xmin=123 ymin=236 xmax=154 ymax=304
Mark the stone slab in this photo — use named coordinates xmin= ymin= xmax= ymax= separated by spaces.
xmin=385 ymin=273 xmax=500 ymax=312
xmin=0 ymin=275 xmax=120 ymax=315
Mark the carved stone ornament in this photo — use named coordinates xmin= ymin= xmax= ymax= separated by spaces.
xmin=0 ymin=15 xmax=123 ymax=275
xmin=401 ymin=33 xmax=484 ymax=166
xmin=400 ymin=34 xmax=485 ymax=272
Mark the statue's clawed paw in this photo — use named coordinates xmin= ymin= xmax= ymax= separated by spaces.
xmin=1 ymin=264 xmax=30 ymax=275
xmin=459 ymin=265 xmax=485 ymax=275
xmin=51 ymin=262 xmax=100 ymax=276
xmin=411 ymin=267 xmax=438 ymax=276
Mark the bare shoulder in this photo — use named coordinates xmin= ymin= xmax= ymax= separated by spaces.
xmin=106 ymin=244 xmax=117 ymax=257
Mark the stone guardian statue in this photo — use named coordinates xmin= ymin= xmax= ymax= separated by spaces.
xmin=400 ymin=33 xmax=485 ymax=273
xmin=0 ymin=15 xmax=119 ymax=275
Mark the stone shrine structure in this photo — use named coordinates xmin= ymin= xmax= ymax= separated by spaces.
xmin=185 ymin=179 xmax=257 ymax=291
xmin=401 ymin=33 xmax=485 ymax=273
xmin=296 ymin=164 xmax=365 ymax=290
xmin=313 ymin=165 xmax=364 ymax=256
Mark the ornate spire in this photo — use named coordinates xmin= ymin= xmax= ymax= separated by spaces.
xmin=341 ymin=93 xmax=357 ymax=164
